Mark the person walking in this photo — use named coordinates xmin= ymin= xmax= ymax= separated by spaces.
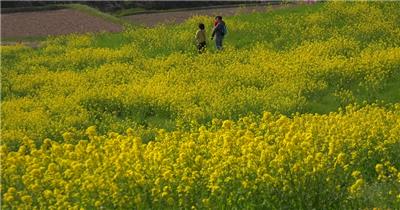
xmin=195 ymin=23 xmax=207 ymax=53
xmin=211 ymin=16 xmax=227 ymax=50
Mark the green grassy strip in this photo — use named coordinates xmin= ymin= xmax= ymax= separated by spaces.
xmin=64 ymin=4 xmax=134 ymax=27
xmin=1 ymin=36 xmax=48 ymax=43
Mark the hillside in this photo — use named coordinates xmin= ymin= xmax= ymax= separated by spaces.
xmin=1 ymin=2 xmax=400 ymax=209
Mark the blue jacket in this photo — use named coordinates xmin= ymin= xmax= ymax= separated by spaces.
xmin=212 ymin=21 xmax=226 ymax=38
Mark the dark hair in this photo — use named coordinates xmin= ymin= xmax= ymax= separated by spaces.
xmin=199 ymin=23 xmax=205 ymax=30
xmin=215 ymin=16 xmax=223 ymax=20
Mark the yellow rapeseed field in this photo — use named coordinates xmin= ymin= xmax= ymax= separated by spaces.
xmin=1 ymin=104 xmax=400 ymax=209
xmin=1 ymin=2 xmax=400 ymax=209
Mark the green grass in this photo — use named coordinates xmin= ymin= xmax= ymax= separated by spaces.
xmin=112 ymin=7 xmax=148 ymax=17
xmin=91 ymin=33 xmax=128 ymax=49
xmin=1 ymin=36 xmax=48 ymax=42
xmin=64 ymin=4 xmax=133 ymax=27
xmin=359 ymin=75 xmax=400 ymax=104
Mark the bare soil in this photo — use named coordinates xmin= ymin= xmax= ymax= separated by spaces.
xmin=1 ymin=9 xmax=122 ymax=38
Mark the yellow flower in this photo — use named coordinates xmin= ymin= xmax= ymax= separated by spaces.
xmin=43 ymin=190 xmax=53 ymax=199
xmin=351 ymin=171 xmax=362 ymax=179
xmin=335 ymin=153 xmax=346 ymax=166
xmin=349 ymin=179 xmax=364 ymax=194
xmin=62 ymin=132 xmax=73 ymax=142
xmin=85 ymin=126 xmax=97 ymax=136
xmin=95 ymin=201 xmax=102 ymax=207
xmin=3 ymin=193 xmax=14 ymax=202
xmin=21 ymin=195 xmax=33 ymax=204
xmin=375 ymin=163 xmax=384 ymax=174
xmin=222 ymin=120 xmax=233 ymax=129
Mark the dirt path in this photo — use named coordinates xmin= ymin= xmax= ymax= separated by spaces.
xmin=124 ymin=4 xmax=296 ymax=27
xmin=1 ymin=9 xmax=122 ymax=39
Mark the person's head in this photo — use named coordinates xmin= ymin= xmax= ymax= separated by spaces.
xmin=198 ymin=23 xmax=205 ymax=30
xmin=215 ymin=16 xmax=223 ymax=22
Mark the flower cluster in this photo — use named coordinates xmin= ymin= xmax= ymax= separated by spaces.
xmin=1 ymin=104 xmax=399 ymax=209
